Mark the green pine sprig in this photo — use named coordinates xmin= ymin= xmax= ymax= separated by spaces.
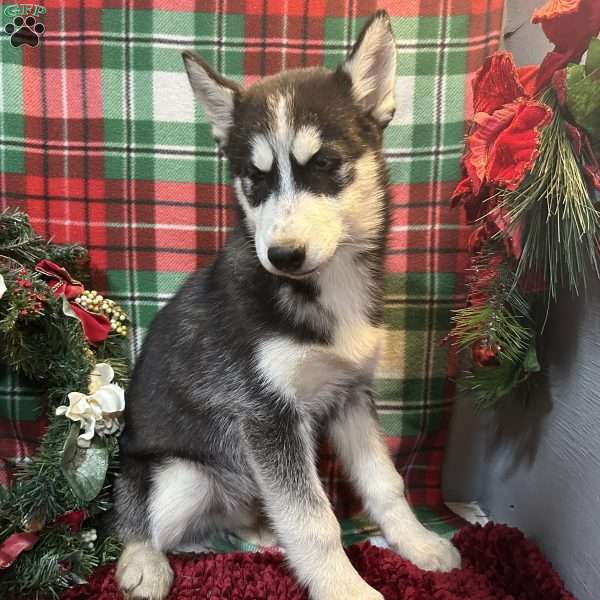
xmin=0 ymin=208 xmax=89 ymax=283
xmin=451 ymin=250 xmax=533 ymax=363
xmin=451 ymin=246 xmax=537 ymax=407
xmin=461 ymin=357 xmax=531 ymax=409
xmin=501 ymin=89 xmax=600 ymax=299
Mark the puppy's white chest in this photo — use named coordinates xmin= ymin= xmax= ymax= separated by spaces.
xmin=256 ymin=322 xmax=384 ymax=403
xmin=257 ymin=249 xmax=383 ymax=403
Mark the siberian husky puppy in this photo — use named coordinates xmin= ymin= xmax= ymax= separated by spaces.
xmin=114 ymin=11 xmax=460 ymax=600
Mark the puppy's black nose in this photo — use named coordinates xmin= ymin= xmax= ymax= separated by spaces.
xmin=267 ymin=246 xmax=306 ymax=273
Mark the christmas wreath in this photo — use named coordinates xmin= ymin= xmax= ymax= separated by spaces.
xmin=449 ymin=0 xmax=600 ymax=406
xmin=0 ymin=210 xmax=129 ymax=598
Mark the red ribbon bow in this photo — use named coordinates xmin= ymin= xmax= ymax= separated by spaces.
xmin=0 ymin=510 xmax=89 ymax=569
xmin=0 ymin=532 xmax=38 ymax=569
xmin=35 ymin=259 xmax=111 ymax=343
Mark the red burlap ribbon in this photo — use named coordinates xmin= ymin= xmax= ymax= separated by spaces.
xmin=35 ymin=259 xmax=111 ymax=343
xmin=0 ymin=509 xmax=89 ymax=569
xmin=0 ymin=532 xmax=39 ymax=569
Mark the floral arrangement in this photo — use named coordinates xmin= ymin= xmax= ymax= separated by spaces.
xmin=0 ymin=209 xmax=129 ymax=598
xmin=449 ymin=0 xmax=600 ymax=406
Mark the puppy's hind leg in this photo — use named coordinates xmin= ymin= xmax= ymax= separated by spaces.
xmin=115 ymin=459 xmax=215 ymax=600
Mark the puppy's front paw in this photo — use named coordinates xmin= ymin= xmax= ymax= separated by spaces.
xmin=116 ymin=542 xmax=174 ymax=600
xmin=312 ymin=573 xmax=383 ymax=600
xmin=390 ymin=527 xmax=461 ymax=573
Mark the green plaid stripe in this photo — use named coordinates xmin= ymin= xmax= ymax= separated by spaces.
xmin=0 ymin=365 xmax=47 ymax=486
xmin=0 ymin=0 xmax=504 ymax=545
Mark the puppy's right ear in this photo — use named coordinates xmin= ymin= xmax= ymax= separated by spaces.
xmin=182 ymin=51 xmax=243 ymax=146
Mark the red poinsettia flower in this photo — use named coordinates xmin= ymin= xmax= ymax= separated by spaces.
xmin=564 ymin=122 xmax=600 ymax=189
xmin=467 ymin=222 xmax=490 ymax=255
xmin=472 ymin=53 xmax=527 ymax=114
xmin=466 ymin=209 xmax=522 ymax=260
xmin=450 ymin=175 xmax=495 ymax=224
xmin=532 ymin=0 xmax=600 ymax=54
xmin=520 ymin=0 xmax=600 ymax=95
xmin=515 ymin=65 xmax=539 ymax=97
xmin=581 ymin=141 xmax=600 ymax=191
xmin=465 ymin=99 xmax=553 ymax=194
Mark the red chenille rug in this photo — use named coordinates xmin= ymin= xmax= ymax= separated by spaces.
xmin=62 ymin=523 xmax=575 ymax=600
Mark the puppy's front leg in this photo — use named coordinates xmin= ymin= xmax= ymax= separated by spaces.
xmin=329 ymin=394 xmax=461 ymax=572
xmin=243 ymin=405 xmax=382 ymax=600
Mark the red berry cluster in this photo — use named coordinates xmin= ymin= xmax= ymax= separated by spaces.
xmin=14 ymin=268 xmax=47 ymax=317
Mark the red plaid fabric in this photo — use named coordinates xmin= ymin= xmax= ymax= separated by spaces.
xmin=0 ymin=0 xmax=504 ymax=537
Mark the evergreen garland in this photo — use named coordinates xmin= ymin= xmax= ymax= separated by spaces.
xmin=449 ymin=27 xmax=600 ymax=406
xmin=0 ymin=209 xmax=128 ymax=599
xmin=450 ymin=247 xmax=539 ymax=407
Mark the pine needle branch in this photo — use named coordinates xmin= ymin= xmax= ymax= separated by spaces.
xmin=501 ymin=90 xmax=600 ymax=299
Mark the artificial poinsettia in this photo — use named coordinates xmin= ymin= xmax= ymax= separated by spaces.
xmin=466 ymin=222 xmax=490 ymax=256
xmin=519 ymin=0 xmax=600 ymax=95
xmin=450 ymin=175 xmax=494 ymax=223
xmin=450 ymin=2 xmax=600 ymax=407
xmin=564 ymin=121 xmax=600 ymax=190
xmin=454 ymin=53 xmax=552 ymax=223
xmin=466 ymin=99 xmax=553 ymax=194
xmin=489 ymin=206 xmax=523 ymax=259
xmin=472 ymin=52 xmax=527 ymax=114
xmin=552 ymin=49 xmax=600 ymax=191
xmin=532 ymin=0 xmax=600 ymax=56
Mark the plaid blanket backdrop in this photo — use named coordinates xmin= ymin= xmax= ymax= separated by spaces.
xmin=0 ymin=0 xmax=503 ymax=545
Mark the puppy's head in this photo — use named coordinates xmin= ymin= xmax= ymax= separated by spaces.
xmin=183 ymin=11 xmax=396 ymax=279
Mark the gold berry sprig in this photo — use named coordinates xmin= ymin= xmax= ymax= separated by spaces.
xmin=74 ymin=290 xmax=129 ymax=336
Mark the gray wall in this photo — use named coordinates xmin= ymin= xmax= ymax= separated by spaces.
xmin=442 ymin=2 xmax=600 ymax=599
xmin=478 ymin=279 xmax=600 ymax=600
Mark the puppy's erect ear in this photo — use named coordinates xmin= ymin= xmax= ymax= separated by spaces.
xmin=341 ymin=11 xmax=397 ymax=127
xmin=182 ymin=50 xmax=243 ymax=145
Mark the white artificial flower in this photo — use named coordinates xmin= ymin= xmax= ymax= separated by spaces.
xmin=0 ymin=273 xmax=6 ymax=300
xmin=56 ymin=362 xmax=125 ymax=447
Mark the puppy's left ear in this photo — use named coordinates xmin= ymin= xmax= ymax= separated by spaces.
xmin=341 ymin=10 xmax=397 ymax=127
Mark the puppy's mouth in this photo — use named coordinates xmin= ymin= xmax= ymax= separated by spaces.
xmin=279 ymin=266 xmax=320 ymax=279
xmin=264 ymin=264 xmax=320 ymax=280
